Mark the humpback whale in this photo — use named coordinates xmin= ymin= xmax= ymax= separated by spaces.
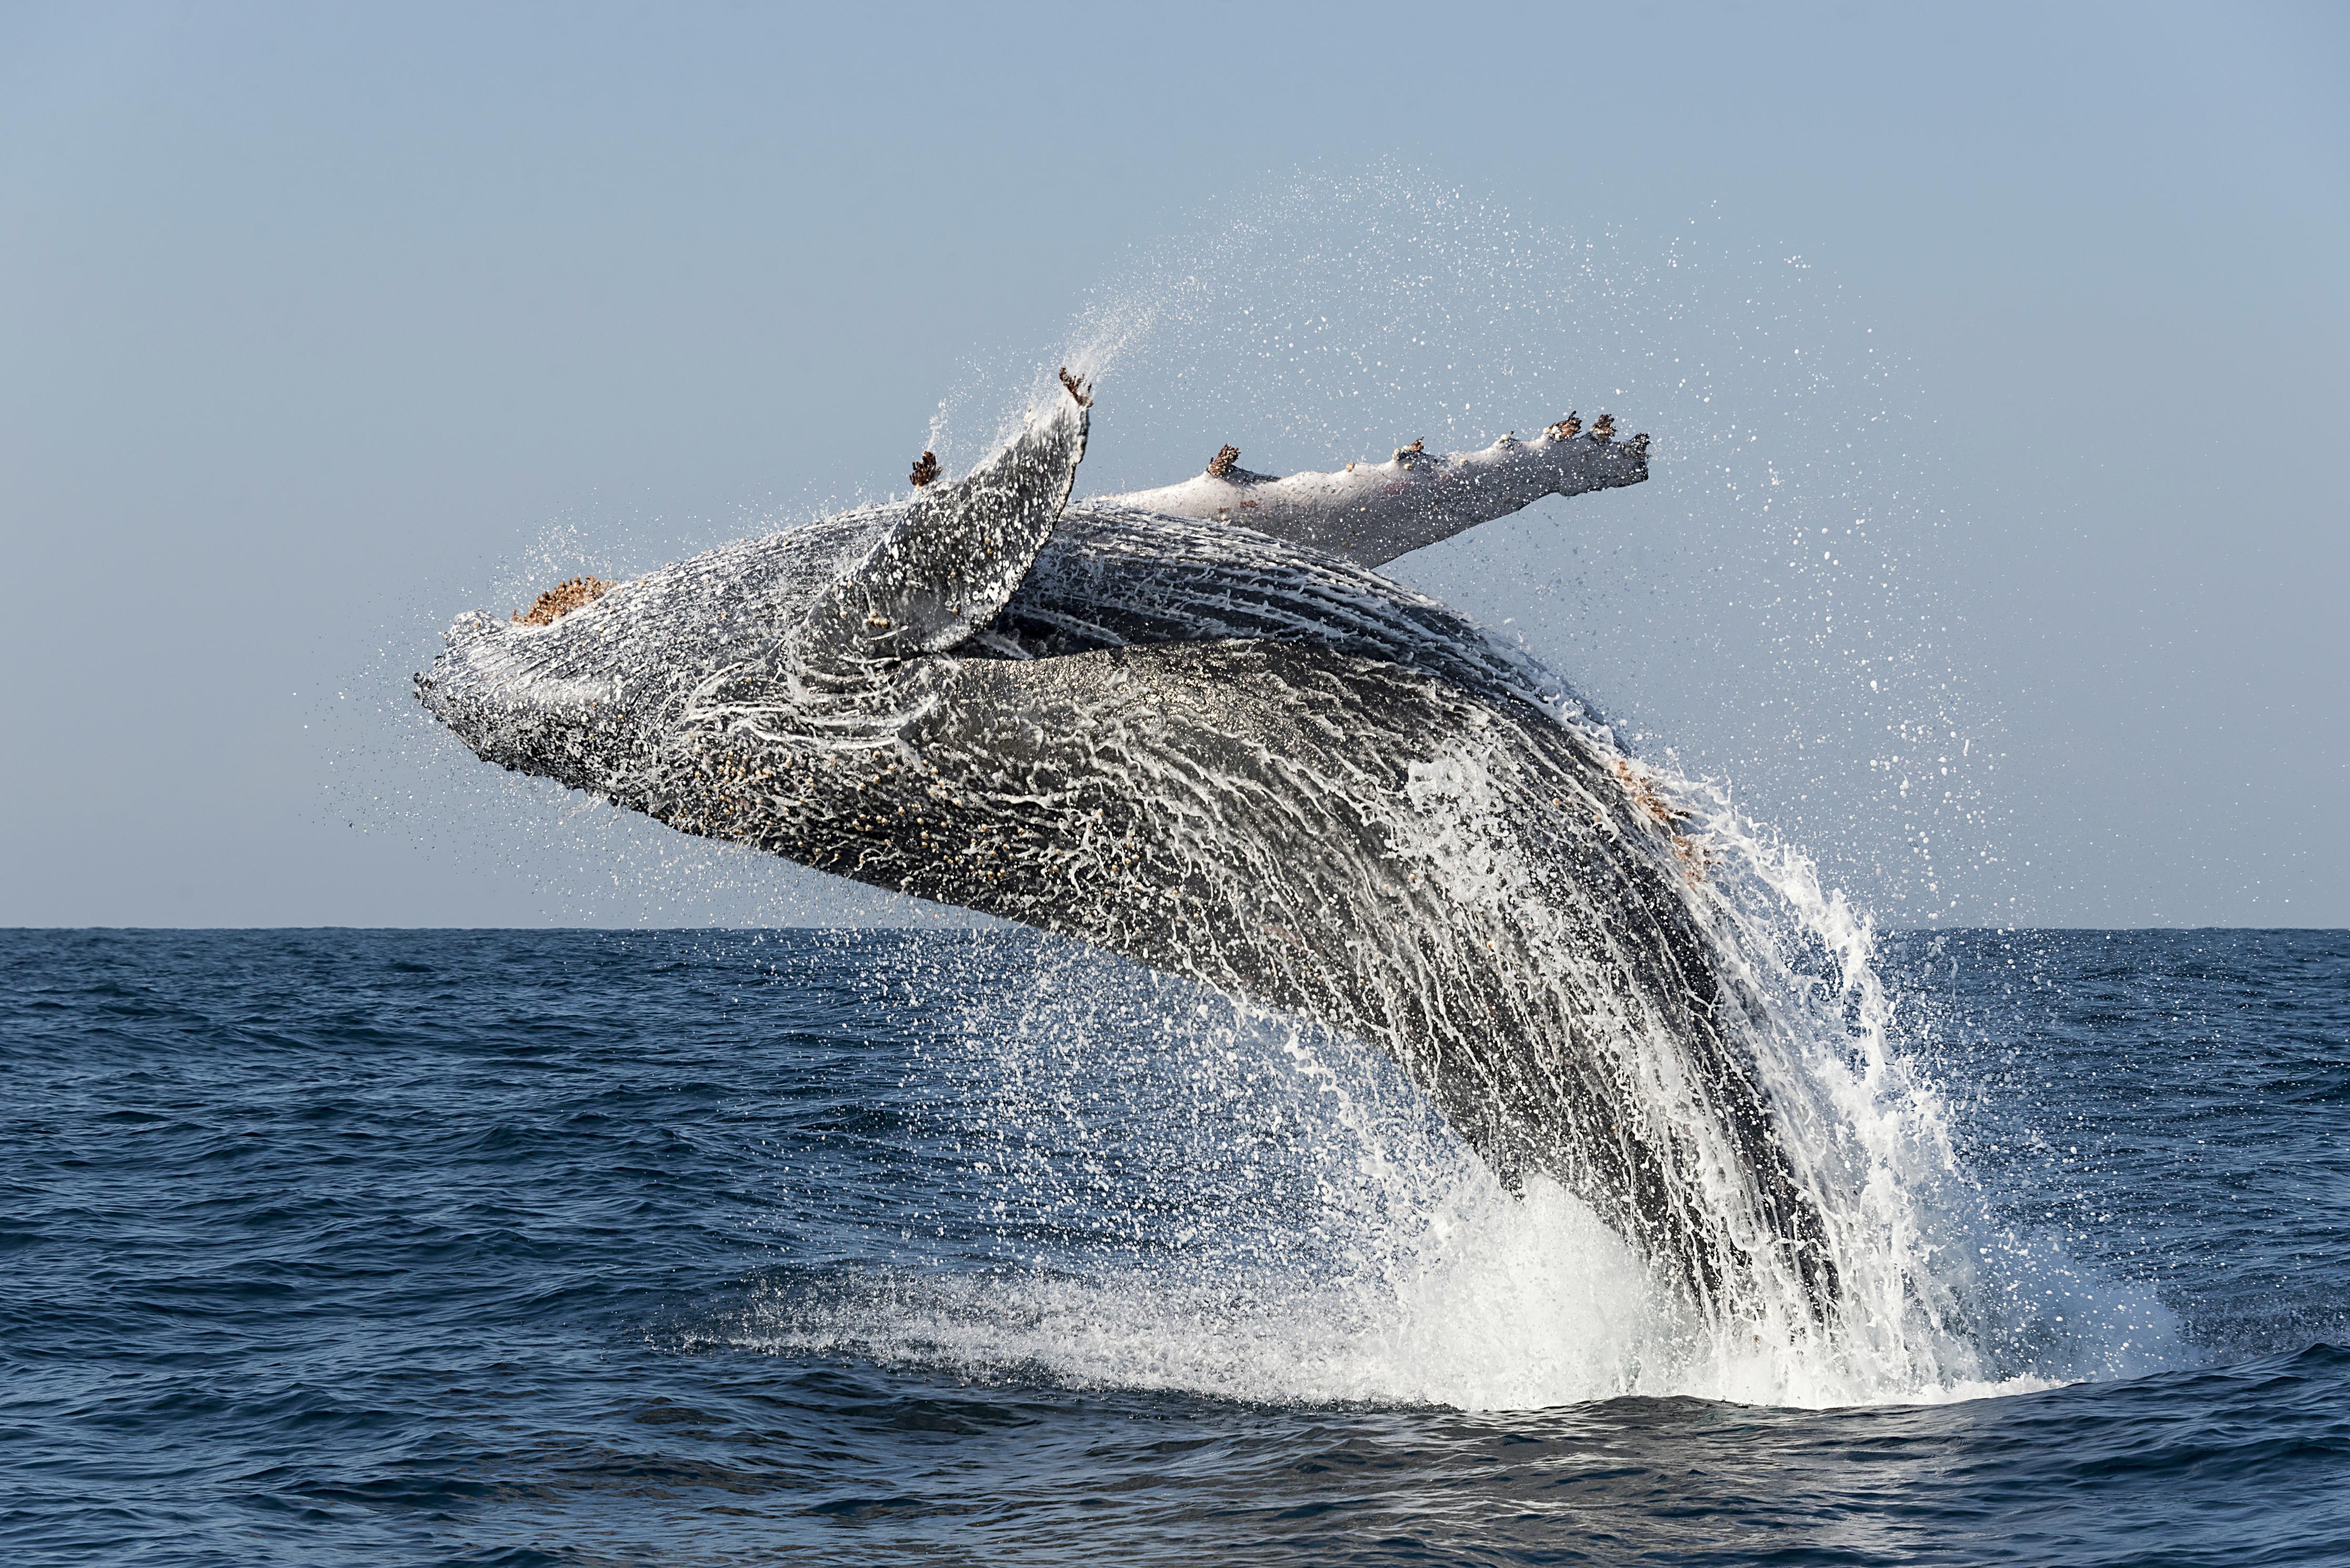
xmin=417 ymin=374 xmax=1840 ymax=1324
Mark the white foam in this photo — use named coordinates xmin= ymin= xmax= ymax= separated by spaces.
xmin=710 ymin=1164 xmax=2083 ymax=1411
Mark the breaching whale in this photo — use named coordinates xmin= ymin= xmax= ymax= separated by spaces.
xmin=417 ymin=374 xmax=1840 ymax=1324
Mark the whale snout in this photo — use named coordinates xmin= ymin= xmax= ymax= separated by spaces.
xmin=415 ymin=608 xmax=626 ymax=781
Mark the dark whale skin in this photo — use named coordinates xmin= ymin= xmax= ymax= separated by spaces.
xmin=418 ymin=420 xmax=1838 ymax=1321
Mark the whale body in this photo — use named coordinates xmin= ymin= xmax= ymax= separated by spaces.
xmin=417 ymin=380 xmax=1839 ymax=1321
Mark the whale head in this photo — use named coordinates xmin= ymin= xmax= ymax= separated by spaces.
xmin=416 ymin=383 xmax=1090 ymax=811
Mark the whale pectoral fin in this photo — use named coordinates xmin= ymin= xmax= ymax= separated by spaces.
xmin=797 ymin=375 xmax=1089 ymax=675
xmin=1096 ymin=421 xmax=1648 ymax=569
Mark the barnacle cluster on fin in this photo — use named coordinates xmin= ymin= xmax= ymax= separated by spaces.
xmin=909 ymin=450 xmax=942 ymax=489
xmin=1207 ymin=443 xmax=1241 ymax=479
xmin=1544 ymin=411 xmax=1648 ymax=457
xmin=513 ymin=576 xmax=610 ymax=626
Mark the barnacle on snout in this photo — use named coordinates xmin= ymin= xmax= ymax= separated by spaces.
xmin=514 ymin=577 xmax=611 ymax=626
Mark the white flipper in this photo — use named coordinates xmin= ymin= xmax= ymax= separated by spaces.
xmin=1099 ymin=424 xmax=1646 ymax=568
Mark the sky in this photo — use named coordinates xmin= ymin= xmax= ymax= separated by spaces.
xmin=2 ymin=1 xmax=2343 ymax=930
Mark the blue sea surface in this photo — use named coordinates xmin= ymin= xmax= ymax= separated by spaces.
xmin=2 ymin=927 xmax=2344 ymax=1565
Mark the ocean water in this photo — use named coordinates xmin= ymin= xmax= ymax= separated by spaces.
xmin=2 ymin=926 xmax=2343 ymax=1565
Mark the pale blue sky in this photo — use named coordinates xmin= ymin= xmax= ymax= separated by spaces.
xmin=3 ymin=2 xmax=2343 ymax=927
